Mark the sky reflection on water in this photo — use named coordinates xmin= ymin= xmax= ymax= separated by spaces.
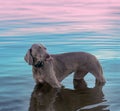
xmin=0 ymin=0 xmax=120 ymax=36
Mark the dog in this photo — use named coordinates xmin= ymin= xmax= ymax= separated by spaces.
xmin=24 ymin=44 xmax=106 ymax=89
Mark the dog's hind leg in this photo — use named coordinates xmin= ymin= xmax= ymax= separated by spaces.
xmin=87 ymin=60 xmax=106 ymax=86
xmin=90 ymin=68 xmax=106 ymax=86
xmin=73 ymin=70 xmax=88 ymax=89
xmin=93 ymin=72 xmax=106 ymax=86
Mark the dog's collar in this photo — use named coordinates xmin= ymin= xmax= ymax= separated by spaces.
xmin=33 ymin=61 xmax=44 ymax=68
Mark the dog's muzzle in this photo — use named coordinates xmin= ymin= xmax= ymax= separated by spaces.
xmin=34 ymin=61 xmax=44 ymax=68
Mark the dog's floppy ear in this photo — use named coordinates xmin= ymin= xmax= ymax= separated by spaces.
xmin=24 ymin=49 xmax=33 ymax=65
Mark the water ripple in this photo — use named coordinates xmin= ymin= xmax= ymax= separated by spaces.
xmin=0 ymin=0 xmax=120 ymax=111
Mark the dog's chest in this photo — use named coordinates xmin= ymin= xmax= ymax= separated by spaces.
xmin=37 ymin=65 xmax=51 ymax=76
xmin=38 ymin=68 xmax=45 ymax=76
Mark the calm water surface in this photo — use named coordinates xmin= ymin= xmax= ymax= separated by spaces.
xmin=0 ymin=0 xmax=120 ymax=111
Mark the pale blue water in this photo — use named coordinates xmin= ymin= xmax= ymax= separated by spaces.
xmin=0 ymin=1 xmax=120 ymax=111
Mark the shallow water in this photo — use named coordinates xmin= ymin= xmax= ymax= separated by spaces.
xmin=0 ymin=0 xmax=120 ymax=111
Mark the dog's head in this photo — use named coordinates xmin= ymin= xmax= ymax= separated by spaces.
xmin=24 ymin=44 xmax=52 ymax=67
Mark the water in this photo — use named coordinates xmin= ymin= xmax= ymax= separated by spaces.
xmin=0 ymin=0 xmax=120 ymax=111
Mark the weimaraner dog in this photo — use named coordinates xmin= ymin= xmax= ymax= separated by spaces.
xmin=24 ymin=44 xmax=106 ymax=89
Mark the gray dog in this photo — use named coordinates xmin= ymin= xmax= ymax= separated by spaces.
xmin=24 ymin=44 xmax=106 ymax=89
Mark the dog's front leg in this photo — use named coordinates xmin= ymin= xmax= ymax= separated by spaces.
xmin=45 ymin=70 xmax=62 ymax=89
xmin=44 ymin=61 xmax=62 ymax=89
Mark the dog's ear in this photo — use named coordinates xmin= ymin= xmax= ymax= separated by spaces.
xmin=24 ymin=49 xmax=33 ymax=65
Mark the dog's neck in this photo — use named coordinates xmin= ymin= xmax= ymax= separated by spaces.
xmin=33 ymin=61 xmax=44 ymax=68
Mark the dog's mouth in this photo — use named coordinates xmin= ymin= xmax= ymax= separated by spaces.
xmin=34 ymin=61 xmax=44 ymax=68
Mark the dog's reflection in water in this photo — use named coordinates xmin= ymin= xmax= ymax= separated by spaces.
xmin=29 ymin=82 xmax=109 ymax=111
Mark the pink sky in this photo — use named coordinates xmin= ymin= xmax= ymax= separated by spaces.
xmin=0 ymin=0 xmax=120 ymax=35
